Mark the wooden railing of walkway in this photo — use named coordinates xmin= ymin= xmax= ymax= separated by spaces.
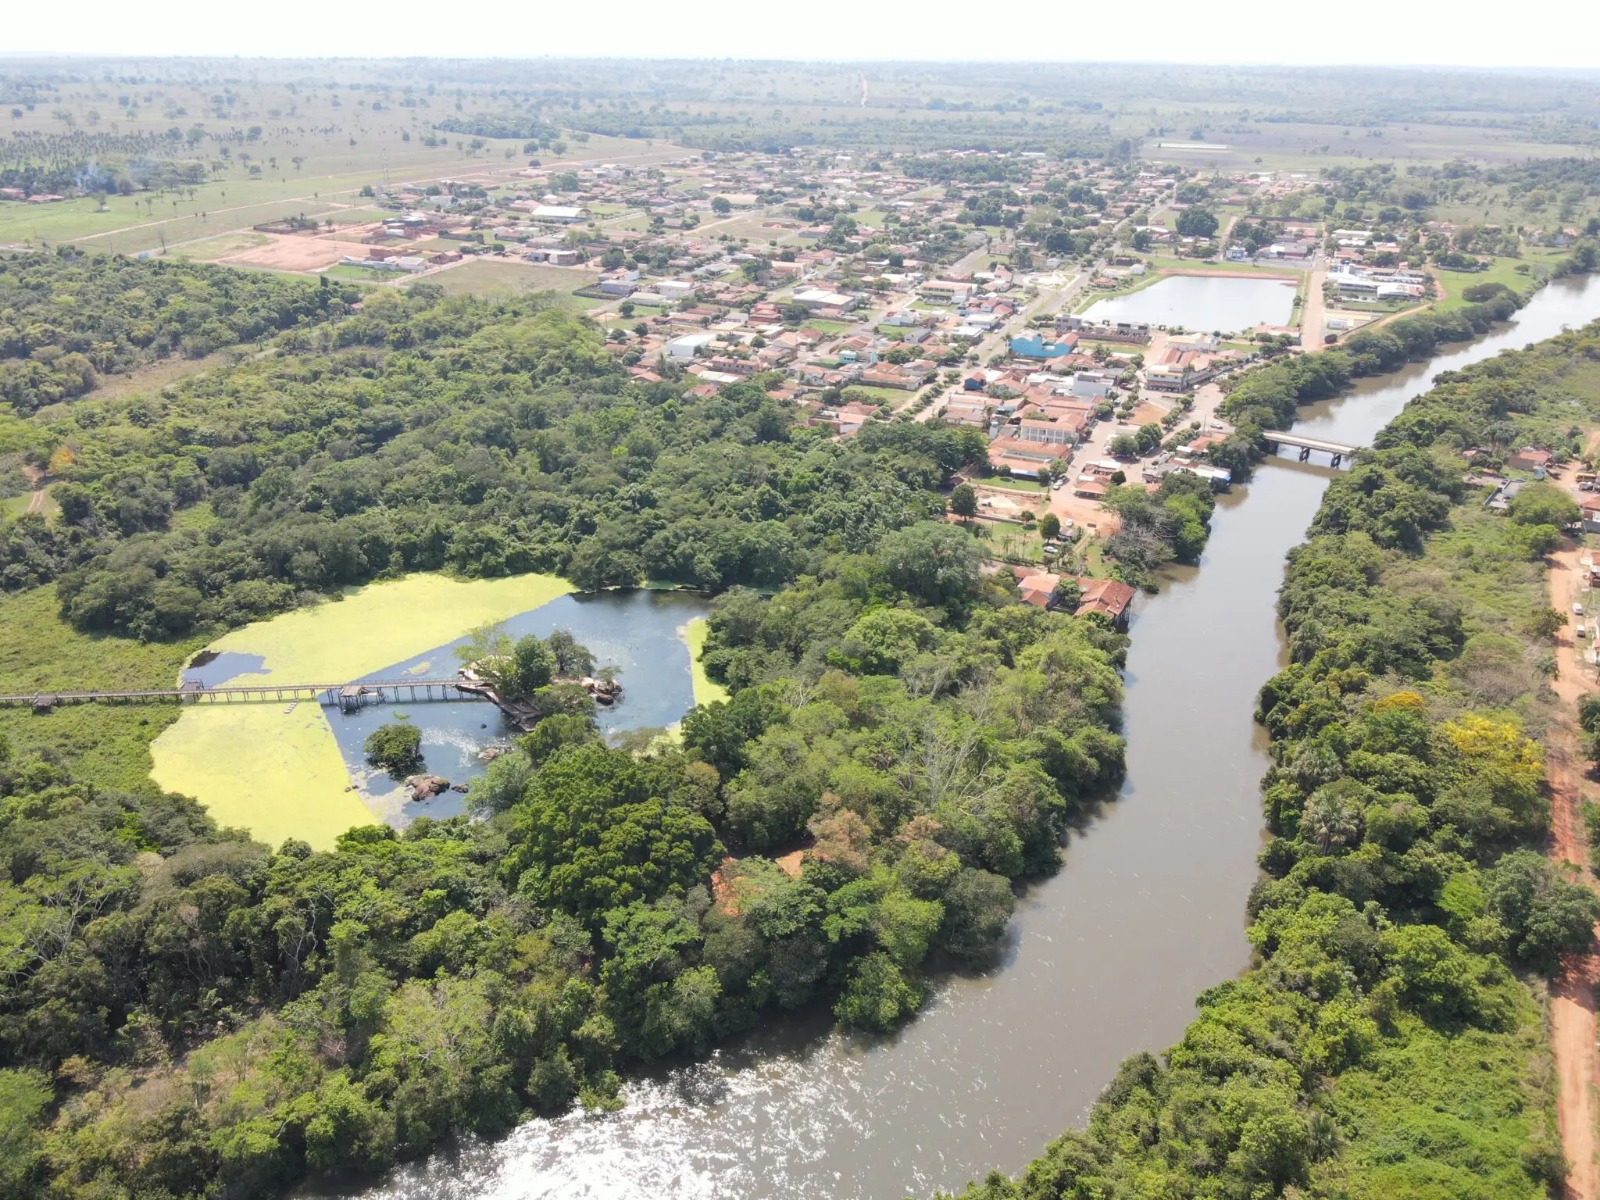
xmin=0 ymin=679 xmax=485 ymax=712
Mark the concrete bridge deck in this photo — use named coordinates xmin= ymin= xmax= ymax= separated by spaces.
xmin=1261 ymin=430 xmax=1362 ymax=456
xmin=1261 ymin=430 xmax=1363 ymax=464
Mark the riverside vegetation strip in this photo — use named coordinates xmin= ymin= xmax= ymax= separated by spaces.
xmin=944 ymin=324 xmax=1600 ymax=1199
xmin=0 ymin=253 xmax=1140 ymax=1197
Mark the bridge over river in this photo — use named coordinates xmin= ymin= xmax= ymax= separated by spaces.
xmin=1260 ymin=429 xmax=1363 ymax=465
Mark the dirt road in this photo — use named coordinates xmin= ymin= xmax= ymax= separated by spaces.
xmin=21 ymin=465 xmax=46 ymax=515
xmin=1546 ymin=539 xmax=1600 ymax=1200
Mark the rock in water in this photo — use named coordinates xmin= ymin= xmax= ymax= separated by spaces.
xmin=404 ymin=774 xmax=451 ymax=801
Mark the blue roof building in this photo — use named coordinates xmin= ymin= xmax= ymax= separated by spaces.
xmin=1011 ymin=333 xmax=1076 ymax=359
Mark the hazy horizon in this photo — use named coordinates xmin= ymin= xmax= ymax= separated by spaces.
xmin=7 ymin=0 xmax=1599 ymax=71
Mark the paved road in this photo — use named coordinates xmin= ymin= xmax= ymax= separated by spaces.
xmin=1300 ymin=255 xmax=1328 ymax=349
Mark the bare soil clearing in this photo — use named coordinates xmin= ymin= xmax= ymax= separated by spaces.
xmin=220 ymin=232 xmax=374 ymax=273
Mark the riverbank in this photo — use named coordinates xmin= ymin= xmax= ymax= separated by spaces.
xmin=954 ymin=301 xmax=1600 ymax=1200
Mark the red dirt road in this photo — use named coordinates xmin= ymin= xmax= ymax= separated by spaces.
xmin=1546 ymin=540 xmax=1600 ymax=1200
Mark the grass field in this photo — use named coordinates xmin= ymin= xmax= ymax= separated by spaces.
xmin=1430 ymin=253 xmax=1566 ymax=313
xmin=0 ymin=587 xmax=204 ymax=791
xmin=1142 ymin=255 xmax=1306 ymax=277
xmin=3 ymin=488 xmax=58 ymax=523
xmin=843 ymin=384 xmax=919 ymax=403
xmin=169 ymin=230 xmax=273 ymax=260
xmin=322 ymin=263 xmax=394 ymax=282
xmin=423 ymin=258 xmax=601 ymax=302
xmin=149 ymin=572 xmax=573 ymax=849
xmin=979 ymin=474 xmax=1051 ymax=493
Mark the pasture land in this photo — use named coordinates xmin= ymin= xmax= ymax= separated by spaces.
xmin=422 ymin=258 xmax=602 ymax=301
xmin=171 ymin=230 xmax=273 ymax=260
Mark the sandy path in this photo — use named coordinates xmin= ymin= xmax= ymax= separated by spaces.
xmin=21 ymin=465 xmax=45 ymax=515
xmin=1546 ymin=539 xmax=1600 ymax=1200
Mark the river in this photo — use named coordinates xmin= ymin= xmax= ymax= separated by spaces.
xmin=339 ymin=275 xmax=1600 ymax=1200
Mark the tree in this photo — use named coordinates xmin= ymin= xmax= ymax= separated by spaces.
xmin=455 ymin=620 xmax=513 ymax=668
xmin=1524 ymin=606 xmax=1567 ymax=640
xmin=520 ymin=711 xmax=600 ymax=766
xmin=876 ymin=523 xmax=983 ymax=611
xmin=467 ymin=750 xmax=535 ymax=816
xmin=365 ymin=723 xmax=423 ymax=775
xmin=503 ymin=744 xmax=723 ymax=925
xmin=1488 ymin=850 xmax=1600 ymax=974
xmin=950 ymin=484 xmax=978 ymax=521
xmin=938 ymin=869 xmax=1016 ymax=963
xmin=547 ymin=629 xmax=597 ymax=677
xmin=1039 ymin=513 xmax=1062 ymax=541
xmin=1506 ymin=481 xmax=1579 ymax=529
xmin=0 ymin=1069 xmax=51 ymax=1193
xmin=1175 ymin=208 xmax=1219 ymax=239
xmin=1050 ymin=577 xmax=1084 ymax=612
xmin=833 ymin=952 xmax=923 ymax=1031
xmin=711 ymin=196 xmax=732 ymax=216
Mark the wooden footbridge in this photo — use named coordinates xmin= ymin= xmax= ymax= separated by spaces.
xmin=1 ymin=678 xmax=487 ymax=714
xmin=1261 ymin=430 xmax=1363 ymax=467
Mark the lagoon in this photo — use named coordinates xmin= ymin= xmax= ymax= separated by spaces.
xmin=151 ymin=577 xmax=712 ymax=848
xmin=1082 ymin=273 xmax=1298 ymax=332
xmin=316 ymin=590 xmax=715 ymax=826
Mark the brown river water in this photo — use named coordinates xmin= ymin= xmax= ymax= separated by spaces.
xmin=334 ymin=275 xmax=1600 ymax=1200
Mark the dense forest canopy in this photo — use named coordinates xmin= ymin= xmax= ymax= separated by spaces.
xmin=0 ymin=250 xmax=357 ymax=411
xmin=0 ymin=249 xmax=1137 ymax=1197
xmin=0 ymin=256 xmax=993 ymax=637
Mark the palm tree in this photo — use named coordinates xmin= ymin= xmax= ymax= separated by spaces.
xmin=1301 ymin=788 xmax=1364 ymax=853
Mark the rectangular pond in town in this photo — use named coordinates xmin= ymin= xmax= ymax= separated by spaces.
xmin=1082 ymin=273 xmax=1298 ymax=333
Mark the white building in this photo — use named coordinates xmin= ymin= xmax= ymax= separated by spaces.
xmin=792 ymin=287 xmax=858 ymax=311
xmin=667 ymin=332 xmax=716 ymax=360
xmin=529 ymin=205 xmax=585 ymax=223
xmin=919 ymin=280 xmax=971 ymax=305
xmin=1070 ymin=371 xmax=1119 ymax=400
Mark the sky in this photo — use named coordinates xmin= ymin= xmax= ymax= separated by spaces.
xmin=6 ymin=0 xmax=1600 ymax=69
